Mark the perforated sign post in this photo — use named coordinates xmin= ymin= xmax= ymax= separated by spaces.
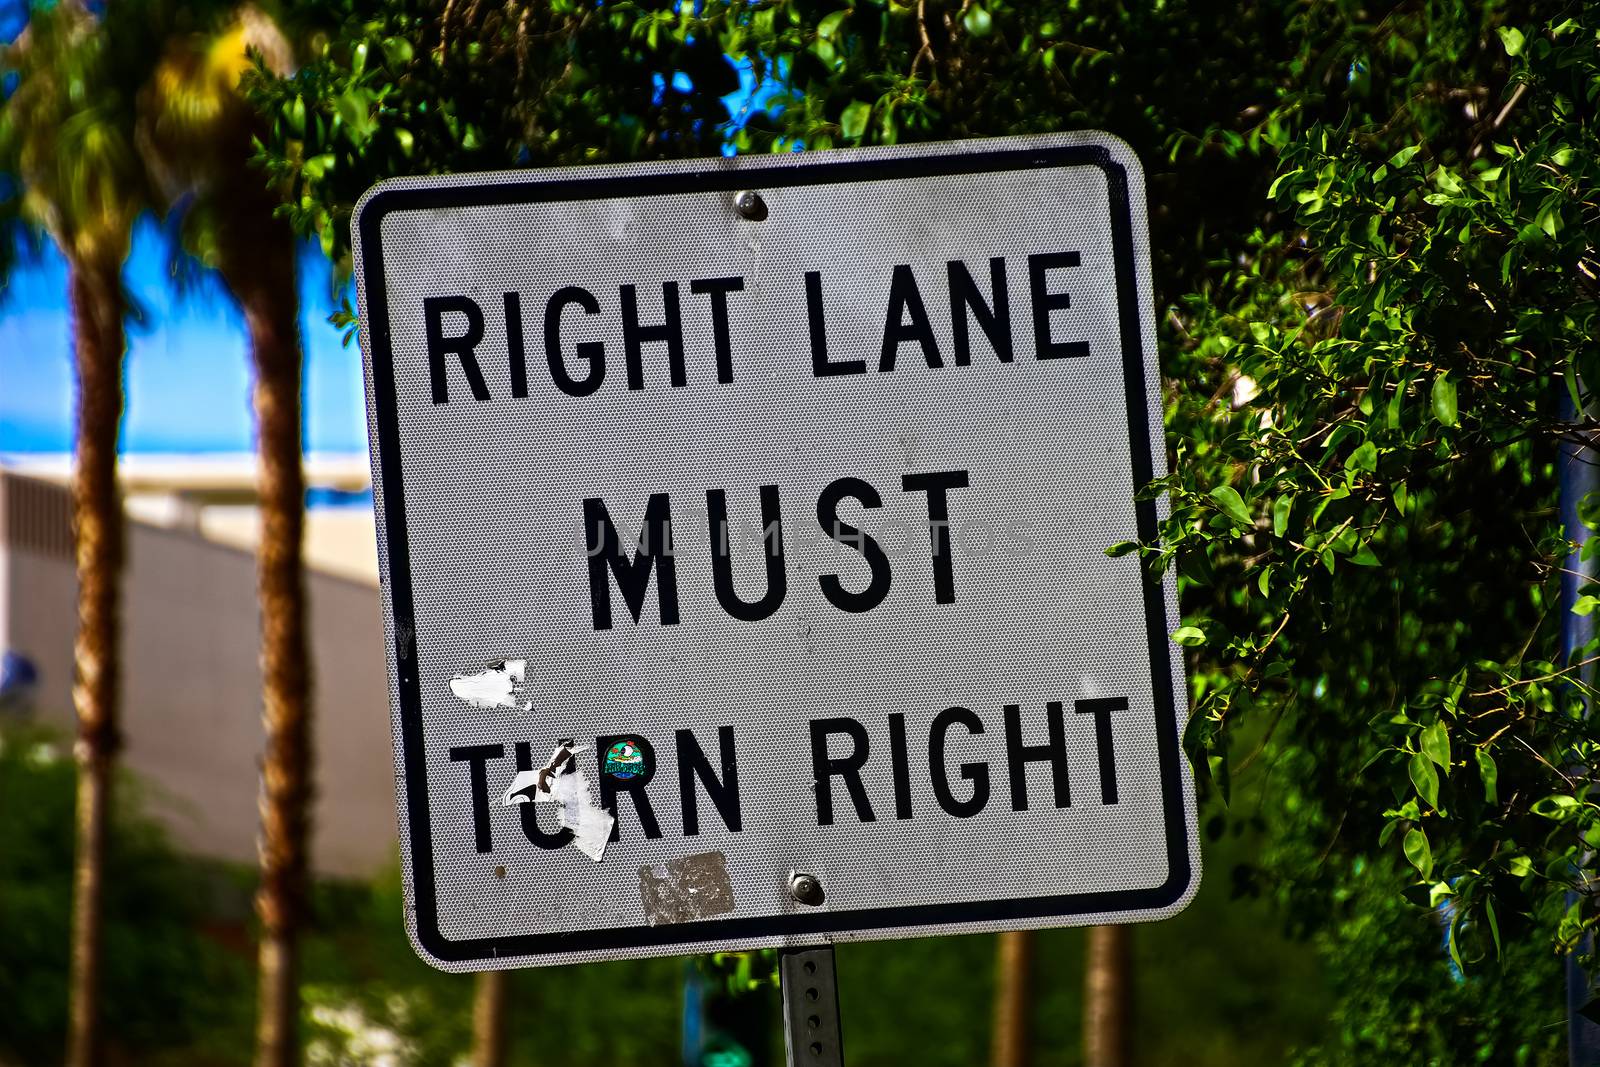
xmin=353 ymin=133 xmax=1200 ymax=980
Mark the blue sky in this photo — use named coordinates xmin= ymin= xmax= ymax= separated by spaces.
xmin=0 ymin=0 xmax=369 ymax=455
xmin=0 ymin=225 xmax=368 ymax=454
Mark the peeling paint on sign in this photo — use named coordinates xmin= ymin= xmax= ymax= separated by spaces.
xmin=449 ymin=659 xmax=530 ymax=710
xmin=638 ymin=851 xmax=736 ymax=926
xmin=501 ymin=741 xmax=614 ymax=861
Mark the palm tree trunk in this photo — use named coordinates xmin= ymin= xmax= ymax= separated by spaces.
xmin=224 ymin=216 xmax=310 ymax=1067
xmin=990 ymin=930 xmax=1033 ymax=1067
xmin=472 ymin=972 xmax=510 ymax=1067
xmin=64 ymin=255 xmax=126 ymax=1067
xmin=1083 ymin=925 xmax=1131 ymax=1067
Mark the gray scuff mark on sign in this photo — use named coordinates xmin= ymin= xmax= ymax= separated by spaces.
xmin=449 ymin=658 xmax=531 ymax=710
xmin=502 ymin=741 xmax=615 ymax=861
xmin=639 ymin=851 xmax=736 ymax=926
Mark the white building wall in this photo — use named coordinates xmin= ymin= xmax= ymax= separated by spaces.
xmin=0 ymin=471 xmax=395 ymax=879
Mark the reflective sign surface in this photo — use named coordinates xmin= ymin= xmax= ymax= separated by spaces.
xmin=353 ymin=133 xmax=1199 ymax=970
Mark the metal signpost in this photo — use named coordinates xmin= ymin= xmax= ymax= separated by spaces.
xmin=352 ymin=132 xmax=1199 ymax=1062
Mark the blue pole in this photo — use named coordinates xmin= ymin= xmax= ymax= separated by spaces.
xmin=682 ymin=959 xmax=706 ymax=1067
xmin=1561 ymin=396 xmax=1600 ymax=1066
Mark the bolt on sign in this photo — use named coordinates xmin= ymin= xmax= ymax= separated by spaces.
xmin=352 ymin=133 xmax=1200 ymax=970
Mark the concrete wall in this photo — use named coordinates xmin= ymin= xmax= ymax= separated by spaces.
xmin=0 ymin=471 xmax=395 ymax=879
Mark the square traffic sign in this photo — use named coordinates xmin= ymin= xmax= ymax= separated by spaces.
xmin=353 ymin=132 xmax=1199 ymax=969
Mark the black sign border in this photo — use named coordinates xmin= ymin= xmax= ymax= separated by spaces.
xmin=357 ymin=141 xmax=1194 ymax=964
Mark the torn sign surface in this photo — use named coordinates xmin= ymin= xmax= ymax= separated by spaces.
xmin=449 ymin=659 xmax=530 ymax=711
xmin=501 ymin=741 xmax=614 ymax=861
xmin=639 ymin=852 xmax=736 ymax=926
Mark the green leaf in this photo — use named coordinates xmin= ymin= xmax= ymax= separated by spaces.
xmin=1209 ymin=485 xmax=1252 ymax=528
xmin=1403 ymin=827 xmax=1432 ymax=879
xmin=1485 ymin=897 xmax=1502 ymax=959
xmin=1272 ymin=494 xmax=1294 ymax=538
xmin=1267 ymin=169 xmax=1301 ymax=198
xmin=1537 ymin=205 xmax=1560 ymax=238
xmin=1386 ymin=377 xmax=1408 ymax=429
xmin=336 ymin=89 xmax=377 ymax=146
xmin=1172 ymin=625 xmax=1206 ymax=647
xmin=1574 ymin=595 xmax=1600 ymax=616
xmin=1475 ymin=748 xmax=1498 ymax=806
xmin=1207 ymin=750 xmax=1231 ymax=808
xmin=1346 ymin=440 xmax=1378 ymax=474
xmin=817 ymin=9 xmax=850 ymax=40
xmin=1421 ymin=720 xmax=1451 ymax=771
xmin=1431 ymin=374 xmax=1459 ymax=427
xmin=1531 ymin=794 xmax=1579 ymax=819
xmin=962 ymin=5 xmax=994 ymax=37
xmin=301 ymin=153 xmax=336 ymax=181
xmin=1409 ymin=750 xmax=1440 ymax=809
xmin=1497 ymin=25 xmax=1525 ymax=56
xmin=381 ymin=35 xmax=414 ymax=68
xmin=1104 ymin=541 xmax=1139 ymax=558
xmin=840 ymin=100 xmax=871 ymax=141
xmin=1388 ymin=145 xmax=1421 ymax=168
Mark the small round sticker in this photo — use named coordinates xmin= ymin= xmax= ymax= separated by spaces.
xmin=603 ymin=740 xmax=646 ymax=779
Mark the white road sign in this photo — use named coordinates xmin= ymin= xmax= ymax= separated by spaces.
xmin=353 ymin=132 xmax=1199 ymax=970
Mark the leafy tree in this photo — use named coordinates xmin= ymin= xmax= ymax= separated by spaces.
xmin=137 ymin=10 xmax=318 ymax=1064
xmin=5 ymin=5 xmax=323 ymax=1061
xmin=1152 ymin=9 xmax=1596 ymax=1060
xmin=0 ymin=7 xmax=160 ymax=1061
xmin=247 ymin=0 xmax=739 ymax=273
xmin=248 ymin=0 xmax=1596 ymax=1057
xmin=4 ymin=5 xmax=343 ymax=1062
